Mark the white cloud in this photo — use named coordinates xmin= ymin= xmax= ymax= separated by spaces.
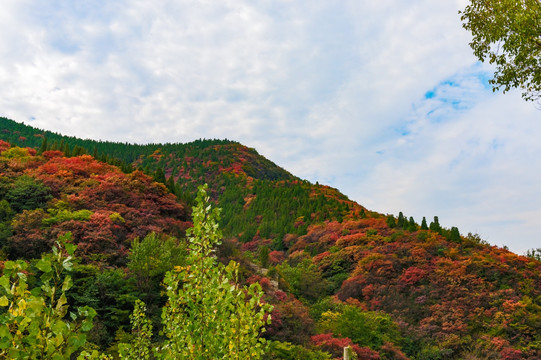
xmin=352 ymin=81 xmax=541 ymax=253
xmin=0 ymin=0 xmax=539 ymax=254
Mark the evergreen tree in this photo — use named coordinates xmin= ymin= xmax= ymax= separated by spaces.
xmin=397 ymin=212 xmax=405 ymax=229
xmin=38 ymin=137 xmax=48 ymax=154
xmin=429 ymin=216 xmax=442 ymax=234
xmin=449 ymin=227 xmax=461 ymax=242
xmin=408 ymin=216 xmax=417 ymax=232
xmin=166 ymin=175 xmax=176 ymax=194
xmin=386 ymin=215 xmax=396 ymax=228
xmin=153 ymin=168 xmax=166 ymax=184
xmin=421 ymin=217 xmax=428 ymax=230
xmin=359 ymin=208 xmax=366 ymax=219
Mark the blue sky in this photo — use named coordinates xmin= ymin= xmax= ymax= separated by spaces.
xmin=1 ymin=0 xmax=540 ymax=254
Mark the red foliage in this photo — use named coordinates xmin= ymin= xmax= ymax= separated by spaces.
xmin=268 ymin=250 xmax=285 ymax=265
xmin=241 ymin=240 xmax=261 ymax=252
xmin=311 ymin=333 xmax=379 ymax=360
xmin=336 ymin=233 xmax=366 ymax=247
xmin=355 ymin=347 xmax=381 ymax=360
xmin=0 ymin=140 xmax=10 ymax=152
xmin=3 ymin=151 xmax=189 ymax=264
xmin=274 ymin=290 xmax=288 ymax=302
xmin=500 ymin=348 xmax=523 ymax=360
xmin=313 ymin=251 xmax=331 ymax=264
xmin=265 ymin=294 xmax=314 ymax=344
xmin=246 ymin=275 xmax=273 ymax=291
xmin=294 ymin=218 xmax=305 ymax=228
xmin=42 ymin=150 xmax=64 ymax=159
xmin=10 ymin=210 xmax=50 ymax=259
xmin=379 ymin=342 xmax=409 ymax=360
xmin=399 ymin=266 xmax=428 ymax=285
xmin=282 ymin=233 xmax=298 ymax=249
xmin=337 ymin=275 xmax=367 ymax=301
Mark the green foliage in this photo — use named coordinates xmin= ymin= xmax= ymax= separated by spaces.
xmin=386 ymin=215 xmax=396 ymax=228
xmin=5 ymin=175 xmax=52 ymax=213
xmin=525 ymin=248 xmax=541 ymax=261
xmin=448 ymin=226 xmax=461 ymax=242
xmin=396 ymin=212 xmax=405 ymax=229
xmin=69 ymin=265 xmax=139 ymax=349
xmin=0 ymin=146 xmax=32 ymax=159
xmin=219 ymin=178 xmax=350 ymax=242
xmin=128 ymin=232 xmax=186 ymax=283
xmin=258 ymin=245 xmax=270 ymax=268
xmin=0 ymin=200 xmax=13 ymax=222
xmin=429 ymin=216 xmax=442 ymax=234
xmin=460 ymin=0 xmax=541 ymax=101
xmin=0 ymin=233 xmax=96 ymax=359
xmin=278 ymin=259 xmax=329 ymax=304
xmin=263 ymin=341 xmax=331 ymax=360
xmin=153 ymin=168 xmax=166 ymax=184
xmin=118 ymin=300 xmax=152 ymax=360
xmin=152 ymin=185 xmax=272 ymax=359
xmin=421 ymin=217 xmax=428 ymax=230
xmin=407 ymin=216 xmax=417 ymax=232
xmin=317 ymin=304 xmax=403 ymax=350
xmin=43 ymin=208 xmax=93 ymax=226
xmin=127 ymin=232 xmax=186 ymax=308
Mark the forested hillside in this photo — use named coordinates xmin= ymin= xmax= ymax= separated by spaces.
xmin=1 ymin=118 xmax=541 ymax=359
xmin=0 ymin=117 xmax=359 ymax=243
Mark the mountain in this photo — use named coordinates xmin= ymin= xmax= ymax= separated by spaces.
xmin=0 ymin=116 xmax=360 ymax=243
xmin=1 ymin=117 xmax=540 ymax=359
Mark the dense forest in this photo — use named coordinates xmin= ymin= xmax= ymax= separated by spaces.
xmin=1 ymin=117 xmax=541 ymax=359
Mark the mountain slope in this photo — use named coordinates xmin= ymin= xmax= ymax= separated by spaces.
xmin=0 ymin=140 xmax=189 ymax=264
xmin=0 ymin=117 xmax=360 ymax=242
xmin=1 ymin=117 xmax=541 ymax=359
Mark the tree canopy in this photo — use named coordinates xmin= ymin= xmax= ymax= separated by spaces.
xmin=460 ymin=0 xmax=541 ymax=101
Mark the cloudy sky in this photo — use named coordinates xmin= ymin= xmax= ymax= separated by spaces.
xmin=1 ymin=0 xmax=540 ymax=254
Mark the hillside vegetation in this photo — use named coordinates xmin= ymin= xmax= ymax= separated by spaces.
xmin=1 ymin=117 xmax=541 ymax=359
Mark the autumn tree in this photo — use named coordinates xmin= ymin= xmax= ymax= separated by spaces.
xmin=460 ymin=0 xmax=541 ymax=101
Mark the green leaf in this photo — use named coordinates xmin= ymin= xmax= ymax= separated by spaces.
xmin=65 ymin=243 xmax=77 ymax=256
xmin=3 ymin=261 xmax=16 ymax=270
xmin=35 ymin=258 xmax=53 ymax=273
xmin=56 ymin=293 xmax=67 ymax=311
xmin=62 ymin=275 xmax=73 ymax=292
xmin=0 ymin=276 xmax=9 ymax=292
xmin=0 ymin=296 xmax=8 ymax=307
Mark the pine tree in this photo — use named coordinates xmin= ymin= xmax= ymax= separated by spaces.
xmin=449 ymin=227 xmax=461 ymax=242
xmin=153 ymin=168 xmax=166 ymax=184
xmin=408 ymin=216 xmax=417 ymax=232
xmin=386 ymin=215 xmax=397 ymax=228
xmin=397 ymin=212 xmax=405 ymax=229
xmin=421 ymin=217 xmax=428 ymax=230
xmin=429 ymin=216 xmax=442 ymax=234
xmin=38 ymin=137 xmax=48 ymax=154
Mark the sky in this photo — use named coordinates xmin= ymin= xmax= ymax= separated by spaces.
xmin=0 ymin=0 xmax=540 ymax=254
